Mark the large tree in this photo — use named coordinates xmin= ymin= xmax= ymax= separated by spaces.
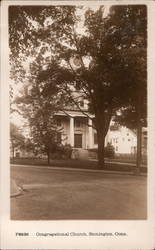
xmin=15 ymin=73 xmax=68 ymax=164
xmin=9 ymin=5 xmax=147 ymax=168
xmin=111 ymin=5 xmax=147 ymax=171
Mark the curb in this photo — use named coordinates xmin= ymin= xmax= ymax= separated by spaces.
xmin=11 ymin=164 xmax=147 ymax=176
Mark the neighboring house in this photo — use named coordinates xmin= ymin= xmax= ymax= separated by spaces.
xmin=10 ymin=141 xmax=34 ymax=158
xmin=107 ymin=125 xmax=137 ymax=155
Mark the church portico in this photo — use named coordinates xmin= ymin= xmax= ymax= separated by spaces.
xmin=55 ymin=111 xmax=95 ymax=150
xmin=69 ymin=115 xmax=91 ymax=149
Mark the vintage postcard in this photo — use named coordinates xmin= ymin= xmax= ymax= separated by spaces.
xmin=0 ymin=0 xmax=155 ymax=249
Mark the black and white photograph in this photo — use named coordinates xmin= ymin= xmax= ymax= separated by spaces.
xmin=1 ymin=0 xmax=155 ymax=249
xmin=9 ymin=3 xmax=147 ymax=220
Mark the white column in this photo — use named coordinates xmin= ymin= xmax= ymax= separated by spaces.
xmin=105 ymin=133 xmax=108 ymax=146
xmin=70 ymin=117 xmax=74 ymax=147
xmin=88 ymin=118 xmax=93 ymax=148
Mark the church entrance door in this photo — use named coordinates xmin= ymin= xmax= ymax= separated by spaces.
xmin=74 ymin=134 xmax=82 ymax=148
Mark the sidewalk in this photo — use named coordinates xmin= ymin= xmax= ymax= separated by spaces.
xmin=90 ymin=158 xmax=146 ymax=167
xmin=10 ymin=179 xmax=22 ymax=197
xmin=106 ymin=160 xmax=146 ymax=167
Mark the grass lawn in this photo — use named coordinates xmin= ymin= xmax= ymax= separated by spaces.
xmin=108 ymin=156 xmax=147 ymax=164
xmin=10 ymin=157 xmax=147 ymax=173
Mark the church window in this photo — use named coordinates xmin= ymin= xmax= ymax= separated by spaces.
xmin=57 ymin=119 xmax=62 ymax=127
xmin=80 ymin=100 xmax=84 ymax=107
xmin=75 ymin=120 xmax=82 ymax=128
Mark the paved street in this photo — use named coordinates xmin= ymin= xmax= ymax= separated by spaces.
xmin=11 ymin=164 xmax=147 ymax=220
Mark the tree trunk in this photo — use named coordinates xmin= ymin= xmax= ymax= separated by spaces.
xmin=12 ymin=144 xmax=15 ymax=163
xmin=97 ymin=131 xmax=105 ymax=169
xmin=135 ymin=92 xmax=142 ymax=174
xmin=136 ymin=120 xmax=142 ymax=172
xmin=47 ymin=151 xmax=50 ymax=165
xmin=95 ymin=110 xmax=111 ymax=169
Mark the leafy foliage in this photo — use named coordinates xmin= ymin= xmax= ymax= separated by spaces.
xmin=14 ymin=74 xmax=66 ymax=162
xmin=89 ymin=143 xmax=115 ymax=158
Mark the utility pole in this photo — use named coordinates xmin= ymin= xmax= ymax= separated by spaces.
xmin=135 ymin=119 xmax=142 ymax=174
xmin=134 ymin=91 xmax=142 ymax=175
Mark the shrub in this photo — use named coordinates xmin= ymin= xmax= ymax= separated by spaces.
xmin=104 ymin=143 xmax=115 ymax=158
xmin=51 ymin=143 xmax=72 ymax=159
xmin=62 ymin=144 xmax=72 ymax=159
xmin=88 ymin=143 xmax=115 ymax=158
